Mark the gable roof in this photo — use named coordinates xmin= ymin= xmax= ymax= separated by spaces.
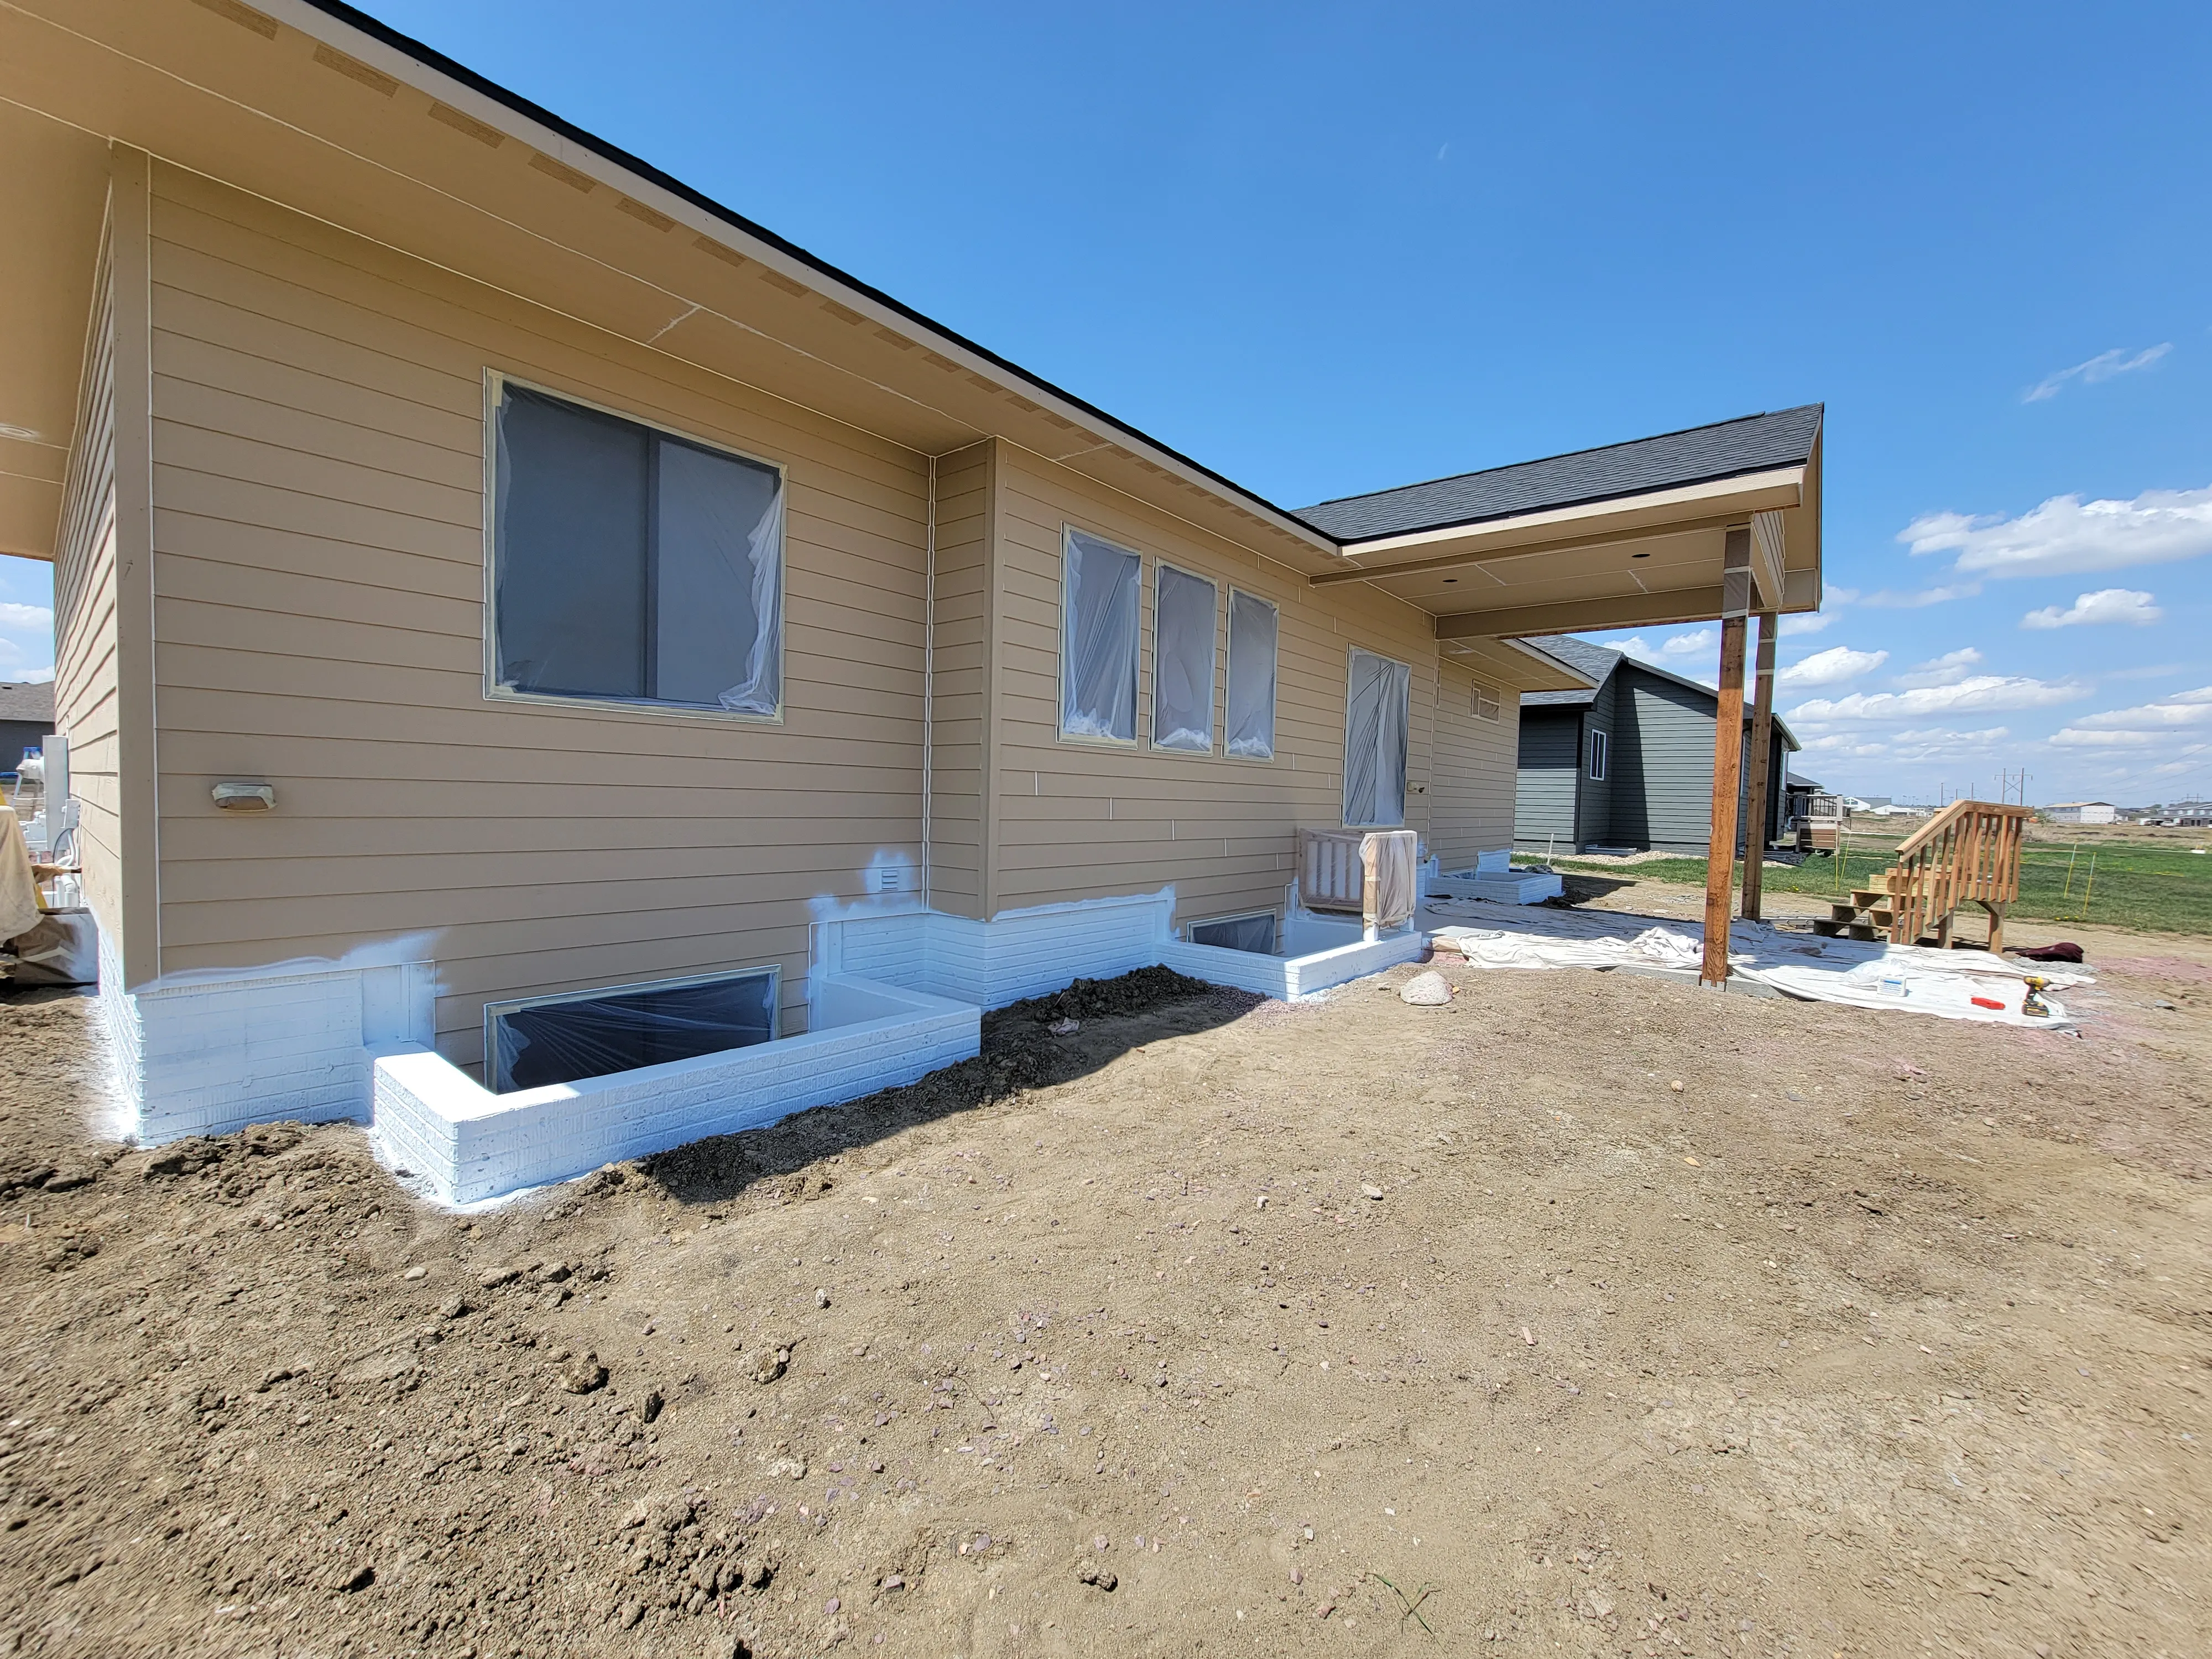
xmin=1294 ymin=406 xmax=1825 ymax=544
xmin=1514 ymin=640 xmax=1797 ymax=749
xmin=0 ymin=681 xmax=54 ymax=723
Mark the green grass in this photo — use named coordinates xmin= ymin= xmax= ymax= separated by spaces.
xmin=1550 ymin=836 xmax=2212 ymax=936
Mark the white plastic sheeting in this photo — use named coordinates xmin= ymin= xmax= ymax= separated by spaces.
xmin=1424 ymin=899 xmax=2089 ymax=1027
xmin=655 ymin=437 xmax=784 ymax=716
xmin=1152 ymin=563 xmax=1217 ymax=752
xmin=1060 ymin=529 xmax=1141 ymax=742
xmin=1343 ymin=648 xmax=1411 ymax=827
xmin=487 ymin=968 xmax=779 ymax=1094
xmin=1225 ymin=589 xmax=1279 ymax=760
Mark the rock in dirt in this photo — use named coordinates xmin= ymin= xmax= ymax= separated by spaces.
xmin=1359 ymin=1183 xmax=1385 ymax=1201
xmin=752 ymin=1340 xmax=795 ymax=1385
xmin=560 ymin=1353 xmax=609 ymax=1394
xmin=1078 ymin=1566 xmax=1118 ymax=1591
xmin=1399 ymin=971 xmax=1453 ymax=1005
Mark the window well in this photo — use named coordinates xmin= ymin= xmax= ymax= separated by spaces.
xmin=1187 ymin=912 xmax=1278 ymax=954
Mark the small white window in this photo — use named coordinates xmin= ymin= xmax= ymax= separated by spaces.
xmin=1343 ymin=646 xmax=1412 ymax=828
xmin=1224 ymin=588 xmax=1279 ymax=761
xmin=1588 ymin=728 xmax=1610 ymax=781
xmin=1060 ymin=528 xmax=1141 ymax=743
xmin=491 ymin=378 xmax=782 ymax=716
xmin=1151 ymin=563 xmax=1217 ymax=754
xmin=1474 ymin=681 xmax=1501 ymax=722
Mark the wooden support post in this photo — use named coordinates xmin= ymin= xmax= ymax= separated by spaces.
xmin=1701 ymin=528 xmax=1753 ymax=985
xmin=1741 ymin=612 xmax=1777 ymax=921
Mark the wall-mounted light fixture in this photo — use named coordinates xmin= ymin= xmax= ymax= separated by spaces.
xmin=211 ymin=781 xmax=276 ymax=811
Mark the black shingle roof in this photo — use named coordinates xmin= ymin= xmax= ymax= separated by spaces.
xmin=1296 ymin=405 xmax=1823 ymax=543
xmin=0 ymin=682 xmax=54 ymax=723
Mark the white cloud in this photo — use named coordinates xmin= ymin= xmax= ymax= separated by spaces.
xmin=1615 ymin=629 xmax=1715 ymax=669
xmin=1862 ymin=582 xmax=1983 ymax=608
xmin=1788 ymin=675 xmax=2087 ymax=722
xmin=2022 ymin=343 xmax=2171 ymax=403
xmin=1900 ymin=485 xmax=2212 ymax=578
xmin=2021 ymin=587 xmax=2163 ymax=629
xmin=2046 ymin=686 xmax=2212 ymax=747
xmin=1777 ymin=612 xmax=1832 ymax=637
xmin=1777 ymin=645 xmax=1886 ymax=688
xmin=10 ymin=667 xmax=53 ymax=684
xmin=0 ymin=602 xmax=53 ymax=632
xmin=1895 ymin=647 xmax=1984 ymax=690
xmin=1799 ymin=726 xmax=2010 ymax=763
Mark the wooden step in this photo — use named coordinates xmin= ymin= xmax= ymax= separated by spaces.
xmin=1810 ymin=917 xmax=1846 ymax=937
xmin=1846 ymin=923 xmax=1880 ymax=942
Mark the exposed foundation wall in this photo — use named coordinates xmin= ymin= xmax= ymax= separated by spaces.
xmin=51 ymin=196 xmax=126 ymax=956
xmin=1429 ymin=660 xmax=1521 ymax=869
xmin=142 ymin=165 xmax=931 ymax=1073
xmin=985 ymin=443 xmax=1439 ymax=931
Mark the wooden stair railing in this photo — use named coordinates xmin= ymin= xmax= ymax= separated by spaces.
xmin=1810 ymin=800 xmax=2032 ymax=951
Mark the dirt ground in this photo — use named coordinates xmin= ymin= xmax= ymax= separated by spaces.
xmin=1 ymin=918 xmax=2207 ymax=1659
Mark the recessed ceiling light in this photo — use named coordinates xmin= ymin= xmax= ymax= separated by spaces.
xmin=1444 ymin=577 xmax=1458 ymax=583
xmin=1632 ymin=552 xmax=1651 ymax=559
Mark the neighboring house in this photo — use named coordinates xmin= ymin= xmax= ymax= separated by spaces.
xmin=1512 ymin=637 xmax=1798 ymax=854
xmin=0 ymin=0 xmax=1822 ymax=1194
xmin=2044 ymin=802 xmax=2116 ymax=826
xmin=0 ymin=681 xmax=53 ymax=776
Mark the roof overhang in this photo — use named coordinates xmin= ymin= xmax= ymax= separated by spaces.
xmin=1310 ymin=436 xmax=1824 ymax=639
xmin=0 ymin=0 xmax=1340 ymax=567
xmin=1437 ymin=636 xmax=1598 ymax=695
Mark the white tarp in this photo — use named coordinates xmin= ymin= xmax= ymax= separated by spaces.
xmin=1423 ymin=897 xmax=2088 ymax=1027
xmin=0 ymin=806 xmax=39 ymax=943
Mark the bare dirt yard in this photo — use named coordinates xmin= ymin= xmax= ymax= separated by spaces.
xmin=1 ymin=917 xmax=2206 ymax=1659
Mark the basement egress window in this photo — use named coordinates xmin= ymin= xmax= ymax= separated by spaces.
xmin=489 ymin=378 xmax=783 ymax=716
xmin=484 ymin=967 xmax=779 ymax=1094
xmin=1224 ymin=589 xmax=1279 ymax=761
xmin=1151 ymin=563 xmax=1218 ymax=753
xmin=1060 ymin=528 xmax=1141 ymax=743
xmin=1343 ymin=646 xmax=1412 ymax=828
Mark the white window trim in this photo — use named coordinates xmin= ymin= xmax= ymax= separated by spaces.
xmin=1473 ymin=680 xmax=1501 ymax=722
xmin=482 ymin=963 xmax=782 ymax=1094
xmin=1223 ymin=585 xmax=1279 ymax=765
xmin=1055 ymin=523 xmax=1144 ymax=750
xmin=1149 ymin=559 xmax=1219 ymax=758
xmin=481 ymin=367 xmax=790 ymax=724
xmin=1588 ymin=728 xmax=1610 ymax=781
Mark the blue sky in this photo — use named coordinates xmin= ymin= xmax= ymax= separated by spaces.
xmin=4 ymin=1 xmax=2205 ymax=803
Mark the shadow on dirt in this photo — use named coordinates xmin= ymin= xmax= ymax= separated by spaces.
xmin=633 ymin=966 xmax=1263 ymax=1206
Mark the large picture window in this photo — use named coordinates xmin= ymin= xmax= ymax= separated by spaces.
xmin=491 ymin=378 xmax=784 ymax=716
xmin=1151 ymin=562 xmax=1217 ymax=753
xmin=1224 ymin=589 xmax=1279 ymax=761
xmin=1060 ymin=527 xmax=1141 ymax=743
xmin=1343 ymin=646 xmax=1411 ymax=827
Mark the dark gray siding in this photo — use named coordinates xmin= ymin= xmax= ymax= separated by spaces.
xmin=1514 ymin=708 xmax=1580 ymax=851
xmin=0 ymin=721 xmax=44 ymax=776
xmin=1609 ymin=667 xmax=1719 ymax=852
xmin=1577 ymin=674 xmax=1618 ymax=848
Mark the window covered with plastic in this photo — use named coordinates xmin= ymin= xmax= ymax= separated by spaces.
xmin=1343 ymin=647 xmax=1411 ymax=827
xmin=492 ymin=380 xmax=783 ymax=716
xmin=1060 ymin=528 xmax=1141 ymax=742
xmin=1189 ymin=911 xmax=1277 ymax=954
xmin=1474 ymin=681 xmax=1501 ymax=721
xmin=1151 ymin=563 xmax=1217 ymax=753
xmin=486 ymin=967 xmax=778 ymax=1094
xmin=1224 ymin=588 xmax=1279 ymax=760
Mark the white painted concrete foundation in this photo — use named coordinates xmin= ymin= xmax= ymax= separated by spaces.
xmin=90 ymin=883 xmax=1428 ymax=1202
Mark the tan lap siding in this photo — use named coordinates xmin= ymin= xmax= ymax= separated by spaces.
xmin=923 ymin=440 xmax=994 ymax=920
xmin=990 ymin=445 xmax=1436 ymax=927
xmin=52 ymin=208 xmax=126 ymax=951
xmin=144 ymin=167 xmax=927 ymax=1071
xmin=1430 ymin=662 xmax=1521 ymax=868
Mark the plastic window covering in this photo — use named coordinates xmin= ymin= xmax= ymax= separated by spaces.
xmin=1474 ymin=682 xmax=1501 ymax=722
xmin=1224 ymin=589 xmax=1279 ymax=760
xmin=1151 ymin=564 xmax=1217 ymax=753
xmin=493 ymin=382 xmax=782 ymax=715
xmin=1060 ymin=528 xmax=1141 ymax=742
xmin=487 ymin=968 xmax=778 ymax=1094
xmin=1342 ymin=647 xmax=1411 ymax=827
xmin=1190 ymin=912 xmax=1277 ymax=954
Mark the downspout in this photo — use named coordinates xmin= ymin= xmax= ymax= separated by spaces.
xmin=921 ymin=453 xmax=936 ymax=910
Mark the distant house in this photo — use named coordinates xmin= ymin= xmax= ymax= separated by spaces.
xmin=2045 ymin=802 xmax=2117 ymax=826
xmin=0 ymin=681 xmax=54 ymax=776
xmin=1514 ymin=637 xmax=1798 ymax=854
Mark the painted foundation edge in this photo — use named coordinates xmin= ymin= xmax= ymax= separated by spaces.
xmin=370 ymin=975 xmax=982 ymax=1204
